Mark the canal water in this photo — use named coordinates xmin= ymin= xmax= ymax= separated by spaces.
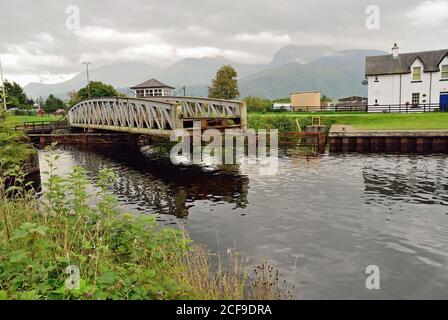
xmin=38 ymin=145 xmax=448 ymax=299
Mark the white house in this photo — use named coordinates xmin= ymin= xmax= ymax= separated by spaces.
xmin=365 ymin=44 xmax=448 ymax=112
xmin=130 ymin=78 xmax=174 ymax=98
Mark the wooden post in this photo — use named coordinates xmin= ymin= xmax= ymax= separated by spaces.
xmin=356 ymin=137 xmax=364 ymax=153
xmin=342 ymin=137 xmax=350 ymax=153
xmin=240 ymin=101 xmax=247 ymax=132
xmin=39 ymin=136 xmax=46 ymax=148
xmin=416 ymin=137 xmax=424 ymax=153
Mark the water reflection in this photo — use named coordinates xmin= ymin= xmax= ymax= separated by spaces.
xmin=362 ymin=155 xmax=448 ymax=206
xmin=67 ymin=145 xmax=249 ymax=218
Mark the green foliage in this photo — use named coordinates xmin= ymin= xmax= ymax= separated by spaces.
xmin=248 ymin=114 xmax=311 ymax=132
xmin=0 ymin=156 xmax=196 ymax=300
xmin=66 ymin=90 xmax=81 ymax=108
xmin=1 ymin=80 xmax=31 ymax=109
xmin=244 ymin=96 xmax=272 ymax=112
xmin=208 ymin=65 xmax=239 ymax=100
xmin=321 ymin=95 xmax=332 ymax=103
xmin=43 ymin=95 xmax=65 ymax=113
xmin=78 ymin=81 xmax=120 ymax=101
xmin=0 ymin=115 xmax=34 ymax=169
xmin=272 ymin=97 xmax=291 ymax=103
xmin=66 ymin=82 xmax=123 ymax=107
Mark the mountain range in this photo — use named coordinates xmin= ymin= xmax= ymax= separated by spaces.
xmin=24 ymin=45 xmax=387 ymax=100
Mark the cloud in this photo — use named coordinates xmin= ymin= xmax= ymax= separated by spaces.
xmin=2 ymin=45 xmax=72 ymax=72
xmin=407 ymin=1 xmax=448 ymax=26
xmin=1 ymin=0 xmax=446 ymax=86
xmin=185 ymin=25 xmax=211 ymax=37
xmin=73 ymin=26 xmax=159 ymax=44
xmin=235 ymin=32 xmax=291 ymax=44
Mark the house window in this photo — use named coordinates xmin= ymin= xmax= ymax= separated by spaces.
xmin=412 ymin=93 xmax=420 ymax=106
xmin=442 ymin=65 xmax=448 ymax=79
xmin=412 ymin=67 xmax=422 ymax=81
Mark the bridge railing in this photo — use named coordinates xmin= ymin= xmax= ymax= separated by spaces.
xmin=69 ymin=97 xmax=179 ymax=135
xmin=149 ymin=96 xmax=244 ymax=119
xmin=68 ymin=97 xmax=247 ymax=136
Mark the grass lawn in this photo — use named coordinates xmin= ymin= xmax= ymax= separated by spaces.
xmin=249 ymin=112 xmax=448 ymax=130
xmin=4 ymin=114 xmax=65 ymax=126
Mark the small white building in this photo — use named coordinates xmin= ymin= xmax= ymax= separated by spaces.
xmin=272 ymin=103 xmax=291 ymax=111
xmin=365 ymin=44 xmax=448 ymax=112
xmin=131 ymin=78 xmax=174 ymax=98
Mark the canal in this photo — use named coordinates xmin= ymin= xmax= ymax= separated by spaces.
xmin=37 ymin=145 xmax=448 ymax=299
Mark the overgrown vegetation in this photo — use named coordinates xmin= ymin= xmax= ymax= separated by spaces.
xmin=0 ymin=149 xmax=292 ymax=300
xmin=0 ymin=115 xmax=34 ymax=169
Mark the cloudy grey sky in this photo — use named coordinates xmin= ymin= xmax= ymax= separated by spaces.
xmin=1 ymin=0 xmax=447 ymax=86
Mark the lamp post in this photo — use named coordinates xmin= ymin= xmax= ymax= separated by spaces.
xmin=82 ymin=62 xmax=91 ymax=98
xmin=0 ymin=57 xmax=7 ymax=111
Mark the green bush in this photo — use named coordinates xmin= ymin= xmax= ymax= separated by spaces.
xmin=248 ymin=114 xmax=312 ymax=132
xmin=0 ymin=159 xmax=196 ymax=299
xmin=0 ymin=115 xmax=34 ymax=169
xmin=244 ymin=96 xmax=272 ymax=112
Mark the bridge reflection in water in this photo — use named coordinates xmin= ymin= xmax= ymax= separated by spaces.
xmin=66 ymin=145 xmax=249 ymax=219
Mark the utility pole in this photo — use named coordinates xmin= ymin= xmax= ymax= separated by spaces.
xmin=82 ymin=62 xmax=91 ymax=98
xmin=38 ymin=79 xmax=43 ymax=109
xmin=0 ymin=57 xmax=7 ymax=111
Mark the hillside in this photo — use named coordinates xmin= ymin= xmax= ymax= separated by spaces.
xmin=23 ymin=46 xmax=387 ymax=100
xmin=269 ymin=45 xmax=333 ymax=66
xmin=239 ymin=49 xmax=386 ymax=99
xmin=25 ymin=63 xmax=160 ymax=99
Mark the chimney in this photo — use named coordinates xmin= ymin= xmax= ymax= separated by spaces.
xmin=392 ymin=43 xmax=399 ymax=58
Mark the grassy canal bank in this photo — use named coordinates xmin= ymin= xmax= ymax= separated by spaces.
xmin=248 ymin=112 xmax=448 ymax=131
xmin=4 ymin=115 xmax=63 ymax=126
xmin=1 ymin=113 xmax=290 ymax=300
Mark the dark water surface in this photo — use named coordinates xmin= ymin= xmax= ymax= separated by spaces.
xmin=38 ymin=145 xmax=448 ymax=299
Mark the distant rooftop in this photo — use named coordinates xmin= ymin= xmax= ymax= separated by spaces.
xmin=365 ymin=49 xmax=448 ymax=76
xmin=289 ymin=91 xmax=320 ymax=95
xmin=130 ymin=78 xmax=175 ymax=89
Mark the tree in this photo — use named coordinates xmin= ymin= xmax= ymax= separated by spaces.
xmin=244 ymin=96 xmax=272 ymax=112
xmin=1 ymin=80 xmax=30 ymax=109
xmin=66 ymin=90 xmax=81 ymax=108
xmin=208 ymin=65 xmax=239 ymax=100
xmin=78 ymin=81 xmax=120 ymax=100
xmin=44 ymin=94 xmax=65 ymax=113
xmin=321 ymin=95 xmax=332 ymax=103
